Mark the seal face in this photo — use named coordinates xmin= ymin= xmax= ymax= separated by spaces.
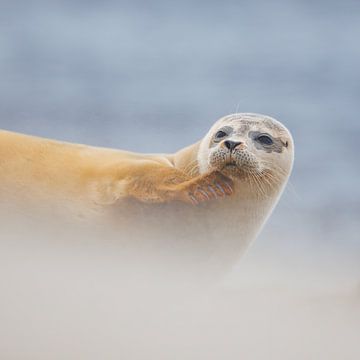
xmin=198 ymin=113 xmax=294 ymax=191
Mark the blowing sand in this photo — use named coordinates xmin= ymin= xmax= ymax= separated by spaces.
xmin=0 ymin=213 xmax=359 ymax=360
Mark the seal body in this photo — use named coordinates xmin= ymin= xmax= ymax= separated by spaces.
xmin=0 ymin=113 xmax=294 ymax=274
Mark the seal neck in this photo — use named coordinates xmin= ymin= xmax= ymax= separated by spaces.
xmin=171 ymin=142 xmax=201 ymax=176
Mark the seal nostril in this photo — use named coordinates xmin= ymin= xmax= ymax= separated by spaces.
xmin=224 ymin=140 xmax=242 ymax=151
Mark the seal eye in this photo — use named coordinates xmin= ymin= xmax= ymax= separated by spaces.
xmin=215 ymin=130 xmax=227 ymax=140
xmin=257 ymin=134 xmax=273 ymax=145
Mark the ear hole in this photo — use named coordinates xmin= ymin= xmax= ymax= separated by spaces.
xmin=285 ymin=141 xmax=288 ymax=148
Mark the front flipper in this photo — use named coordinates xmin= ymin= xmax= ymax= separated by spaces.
xmin=168 ymin=170 xmax=234 ymax=205
xmin=88 ymin=160 xmax=234 ymax=206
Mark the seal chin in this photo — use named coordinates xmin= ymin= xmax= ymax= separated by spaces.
xmin=221 ymin=164 xmax=244 ymax=178
xmin=207 ymin=159 xmax=258 ymax=179
xmin=223 ymin=163 xmax=253 ymax=178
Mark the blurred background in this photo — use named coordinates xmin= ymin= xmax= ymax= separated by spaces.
xmin=0 ymin=0 xmax=359 ymax=359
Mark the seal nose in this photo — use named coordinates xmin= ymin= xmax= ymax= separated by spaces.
xmin=224 ymin=140 xmax=242 ymax=151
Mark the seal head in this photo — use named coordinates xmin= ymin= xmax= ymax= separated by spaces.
xmin=197 ymin=113 xmax=294 ymax=193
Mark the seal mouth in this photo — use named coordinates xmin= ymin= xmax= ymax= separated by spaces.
xmin=225 ymin=162 xmax=237 ymax=168
xmin=221 ymin=160 xmax=255 ymax=178
xmin=223 ymin=157 xmax=238 ymax=168
xmin=208 ymin=151 xmax=258 ymax=176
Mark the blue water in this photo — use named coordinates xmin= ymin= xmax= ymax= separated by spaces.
xmin=0 ymin=0 xmax=359 ymax=251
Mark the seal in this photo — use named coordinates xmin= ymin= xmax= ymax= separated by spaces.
xmin=0 ymin=113 xmax=294 ymax=273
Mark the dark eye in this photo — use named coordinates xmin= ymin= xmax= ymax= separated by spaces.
xmin=257 ymin=134 xmax=273 ymax=145
xmin=215 ymin=130 xmax=227 ymax=139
